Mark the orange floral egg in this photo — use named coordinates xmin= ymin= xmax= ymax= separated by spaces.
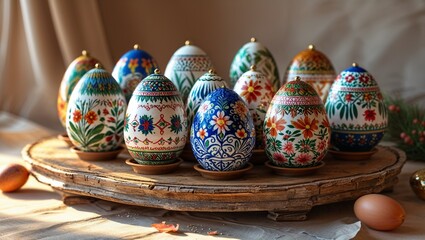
xmin=264 ymin=77 xmax=330 ymax=168
xmin=283 ymin=45 xmax=336 ymax=103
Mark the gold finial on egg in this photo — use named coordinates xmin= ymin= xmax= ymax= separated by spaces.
xmin=208 ymin=68 xmax=216 ymax=74
xmin=154 ymin=68 xmax=161 ymax=74
xmin=295 ymin=76 xmax=301 ymax=81
xmin=250 ymin=37 xmax=257 ymax=42
xmin=308 ymin=44 xmax=315 ymax=50
xmin=185 ymin=40 xmax=191 ymax=45
xmin=134 ymin=44 xmax=140 ymax=50
xmin=220 ymin=85 xmax=226 ymax=88
xmin=250 ymin=65 xmax=257 ymax=71
xmin=95 ymin=63 xmax=103 ymax=69
xmin=82 ymin=50 xmax=89 ymax=56
xmin=352 ymin=62 xmax=358 ymax=67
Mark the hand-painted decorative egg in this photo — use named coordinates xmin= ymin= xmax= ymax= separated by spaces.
xmin=190 ymin=87 xmax=255 ymax=171
xmin=186 ymin=69 xmax=228 ymax=130
xmin=325 ymin=63 xmax=388 ymax=152
xmin=264 ymin=77 xmax=330 ymax=167
xmin=164 ymin=41 xmax=213 ymax=103
xmin=233 ymin=65 xmax=275 ymax=149
xmin=284 ymin=45 xmax=336 ymax=103
xmin=124 ymin=69 xmax=187 ymax=165
xmin=57 ymin=50 xmax=99 ymax=128
xmin=112 ymin=44 xmax=159 ymax=103
xmin=230 ymin=37 xmax=280 ymax=92
xmin=66 ymin=64 xmax=126 ymax=151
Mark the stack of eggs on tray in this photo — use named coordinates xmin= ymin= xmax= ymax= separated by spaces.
xmin=56 ymin=39 xmax=388 ymax=179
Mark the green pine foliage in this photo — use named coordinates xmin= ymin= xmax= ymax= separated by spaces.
xmin=384 ymin=96 xmax=425 ymax=160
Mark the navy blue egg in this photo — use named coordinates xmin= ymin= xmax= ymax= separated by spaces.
xmin=112 ymin=45 xmax=159 ymax=102
xmin=190 ymin=87 xmax=255 ymax=171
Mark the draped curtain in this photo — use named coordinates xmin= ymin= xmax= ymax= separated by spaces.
xmin=1 ymin=0 xmax=424 ymax=131
xmin=0 ymin=0 xmax=112 ymax=131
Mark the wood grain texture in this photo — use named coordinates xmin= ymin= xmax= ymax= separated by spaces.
xmin=22 ymin=137 xmax=406 ymax=218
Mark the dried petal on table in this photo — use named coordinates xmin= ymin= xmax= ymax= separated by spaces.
xmin=152 ymin=221 xmax=179 ymax=233
xmin=207 ymin=230 xmax=218 ymax=235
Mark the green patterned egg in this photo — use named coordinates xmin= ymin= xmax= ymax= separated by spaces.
xmin=57 ymin=50 xmax=100 ymax=128
xmin=230 ymin=38 xmax=280 ymax=92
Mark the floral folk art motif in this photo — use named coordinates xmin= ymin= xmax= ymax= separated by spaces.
xmin=233 ymin=65 xmax=274 ymax=149
xmin=164 ymin=41 xmax=213 ymax=104
xmin=325 ymin=63 xmax=388 ymax=152
xmin=264 ymin=77 xmax=330 ymax=168
xmin=190 ymin=87 xmax=255 ymax=171
xmin=230 ymin=38 xmax=280 ymax=92
xmin=284 ymin=45 xmax=336 ymax=103
xmin=112 ymin=44 xmax=159 ymax=102
xmin=186 ymin=70 xmax=228 ymax=134
xmin=57 ymin=50 xmax=99 ymax=128
xmin=66 ymin=65 xmax=127 ymax=152
xmin=124 ymin=70 xmax=187 ymax=165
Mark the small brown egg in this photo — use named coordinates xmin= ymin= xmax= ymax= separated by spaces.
xmin=354 ymin=194 xmax=405 ymax=231
xmin=0 ymin=163 xmax=30 ymax=192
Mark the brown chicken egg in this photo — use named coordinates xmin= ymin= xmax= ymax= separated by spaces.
xmin=0 ymin=163 xmax=30 ymax=192
xmin=354 ymin=194 xmax=405 ymax=231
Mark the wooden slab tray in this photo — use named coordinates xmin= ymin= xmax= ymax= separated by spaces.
xmin=22 ymin=137 xmax=406 ymax=221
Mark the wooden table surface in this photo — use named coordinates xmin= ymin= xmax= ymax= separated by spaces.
xmin=1 ymin=112 xmax=425 ymax=240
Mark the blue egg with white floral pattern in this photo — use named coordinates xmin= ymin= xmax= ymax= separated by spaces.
xmin=112 ymin=44 xmax=159 ymax=102
xmin=190 ymin=87 xmax=255 ymax=171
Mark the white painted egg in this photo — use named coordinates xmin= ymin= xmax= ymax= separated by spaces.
xmin=164 ymin=41 xmax=213 ymax=103
xmin=264 ymin=77 xmax=330 ymax=167
xmin=325 ymin=63 xmax=388 ymax=152
xmin=233 ymin=65 xmax=274 ymax=149
xmin=66 ymin=64 xmax=126 ymax=151
xmin=124 ymin=69 xmax=187 ymax=165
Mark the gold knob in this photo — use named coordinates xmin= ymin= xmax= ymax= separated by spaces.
xmin=352 ymin=62 xmax=358 ymax=67
xmin=95 ymin=63 xmax=103 ymax=69
xmin=134 ymin=44 xmax=140 ymax=50
xmin=185 ymin=40 xmax=191 ymax=45
xmin=308 ymin=44 xmax=315 ymax=50
xmin=250 ymin=37 xmax=257 ymax=42
xmin=154 ymin=69 xmax=161 ymax=74
xmin=295 ymin=76 xmax=301 ymax=81
xmin=82 ymin=50 xmax=89 ymax=56
xmin=250 ymin=65 xmax=257 ymax=71
xmin=208 ymin=69 xmax=215 ymax=74
xmin=220 ymin=85 xmax=226 ymax=88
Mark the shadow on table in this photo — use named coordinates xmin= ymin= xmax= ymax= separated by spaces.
xmin=3 ymin=188 xmax=61 ymax=201
xmin=0 ymin=212 xmax=120 ymax=240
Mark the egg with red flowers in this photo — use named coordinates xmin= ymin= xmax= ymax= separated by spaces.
xmin=325 ymin=63 xmax=388 ymax=152
xmin=264 ymin=77 xmax=330 ymax=168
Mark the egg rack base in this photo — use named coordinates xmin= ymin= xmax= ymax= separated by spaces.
xmin=22 ymin=137 xmax=406 ymax=221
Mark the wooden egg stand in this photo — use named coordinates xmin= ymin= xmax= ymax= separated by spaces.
xmin=22 ymin=137 xmax=406 ymax=221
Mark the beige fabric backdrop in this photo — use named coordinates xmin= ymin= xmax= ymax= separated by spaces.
xmin=0 ymin=0 xmax=424 ymax=131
